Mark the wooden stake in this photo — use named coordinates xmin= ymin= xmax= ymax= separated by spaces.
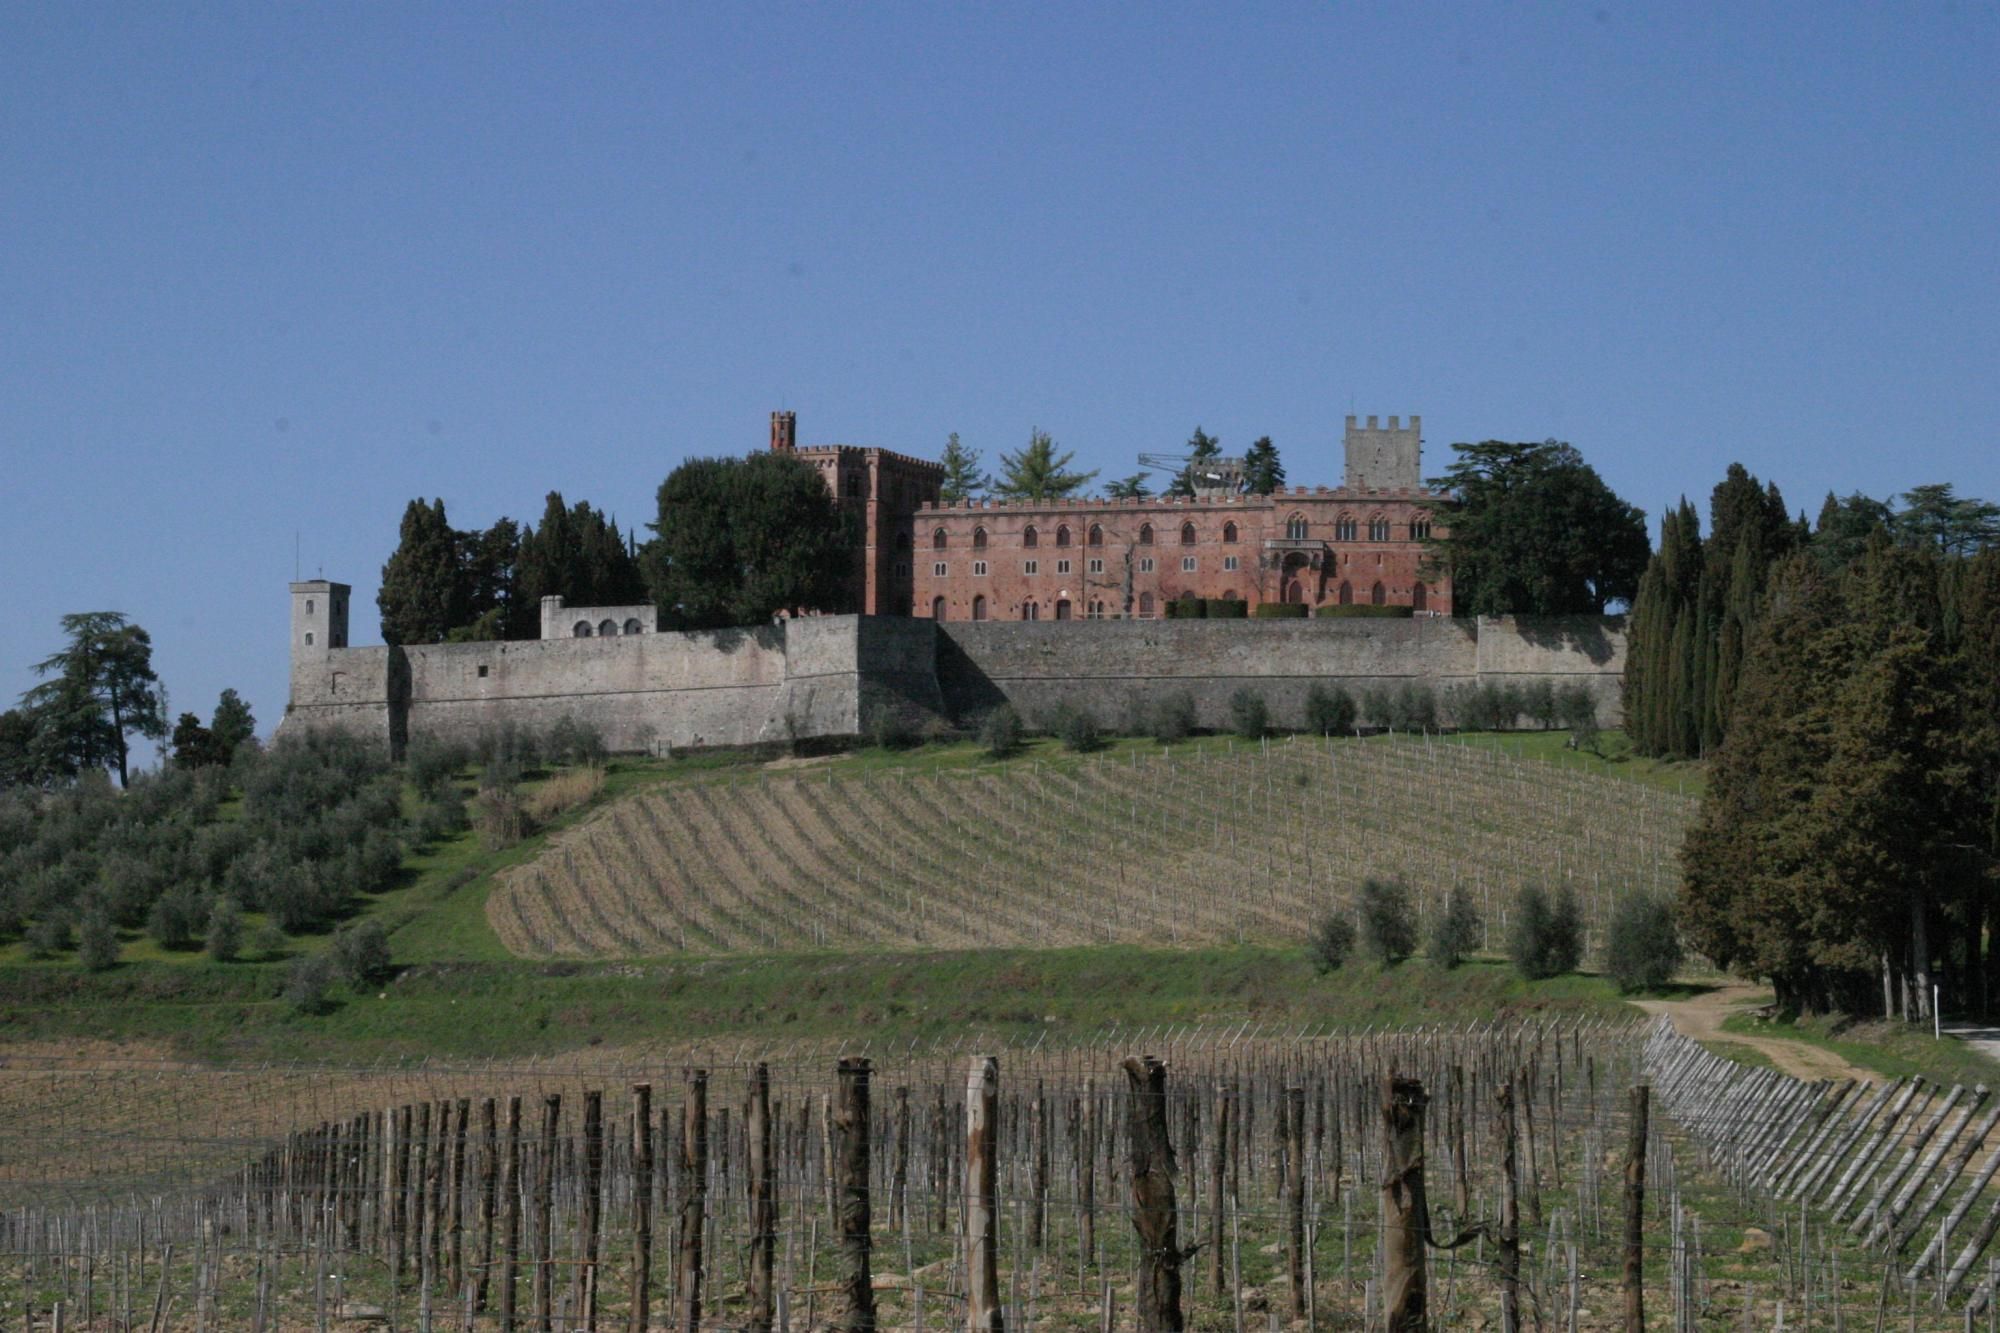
xmin=1124 ymin=1056 xmax=1183 ymax=1333
xmin=967 ymin=1055 xmax=1003 ymax=1333
xmin=1623 ymin=1084 xmax=1649 ymax=1333
xmin=1380 ymin=1075 xmax=1429 ymax=1333
xmin=835 ymin=1057 xmax=876 ymax=1332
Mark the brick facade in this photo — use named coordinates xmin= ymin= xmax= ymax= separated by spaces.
xmin=777 ymin=410 xmax=1451 ymax=620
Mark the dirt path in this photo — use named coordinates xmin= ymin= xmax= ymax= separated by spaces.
xmin=1634 ymin=983 xmax=1882 ymax=1083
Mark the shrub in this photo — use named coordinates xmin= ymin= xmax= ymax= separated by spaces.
xmin=1306 ymin=910 xmax=1356 ymax=974
xmin=1394 ymin=681 xmax=1439 ymax=734
xmin=1496 ymin=683 xmax=1526 ymax=730
xmin=205 ymin=897 xmax=243 ymax=962
xmin=251 ymin=921 xmax=288 ymax=960
xmin=979 ymin=704 xmax=1024 ymax=758
xmin=285 ymin=954 xmax=337 ymax=1014
xmin=1053 ymin=704 xmax=1104 ymax=754
xmin=1163 ymin=596 xmax=1206 ymax=619
xmin=1305 ymin=683 xmax=1358 ymax=736
xmin=1151 ymin=691 xmax=1198 ymax=745
xmin=1428 ymin=884 xmax=1482 ymax=968
xmin=405 ymin=736 xmax=468 ymax=800
xmin=1204 ymin=599 xmax=1248 ymax=619
xmin=1252 ymin=602 xmax=1310 ymax=618
xmin=414 ymin=790 xmax=470 ymax=845
xmin=546 ymin=714 xmax=608 ymax=766
xmin=1358 ymin=877 xmax=1417 ymax=965
xmin=1558 ymin=682 xmax=1600 ymax=751
xmin=1313 ymin=604 xmax=1414 ymax=618
xmin=145 ymin=890 xmax=204 ymax=951
xmin=1523 ymin=679 xmax=1558 ymax=730
xmin=25 ymin=914 xmax=72 ymax=959
xmin=78 ymin=913 xmax=119 ymax=972
xmin=1603 ymin=893 xmax=1683 ymax=992
xmin=1509 ymin=884 xmax=1584 ymax=980
xmin=1451 ymin=682 xmax=1506 ymax=732
xmin=331 ymin=919 xmax=394 ymax=988
xmin=1228 ymin=689 xmax=1269 ymax=740
xmin=1359 ymin=685 xmax=1395 ymax=731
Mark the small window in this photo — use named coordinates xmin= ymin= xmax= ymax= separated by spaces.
xmin=933 ymin=561 xmax=948 ymax=577
xmin=1056 ymin=559 xmax=1071 ymax=575
xmin=599 ymin=619 xmax=618 ymax=637
xmin=1023 ymin=525 xmax=1039 ymax=548
xmin=304 ymin=631 xmax=314 ymax=646
xmin=574 ymin=621 xmax=593 ymax=637
xmin=624 ymin=618 xmax=643 ymax=635
xmin=972 ymin=527 xmax=987 ymax=549
xmin=974 ymin=560 xmax=989 ymax=576
xmin=1181 ymin=556 xmax=1196 ymax=572
xmin=895 ymin=562 xmax=911 ymax=580
xmin=973 ymin=594 xmax=987 ymax=621
xmin=1139 ymin=557 xmax=1155 ymax=573
xmin=1023 ymin=601 xmax=1040 ymax=621
xmin=1369 ymin=515 xmax=1391 ymax=542
xmin=1138 ymin=523 xmax=1153 ymax=545
xmin=1287 ymin=515 xmax=1308 ymax=541
xmin=1088 ymin=524 xmax=1103 ymax=547
xmin=1023 ymin=559 xmax=1038 ymax=575
xmin=305 ymin=599 xmax=315 ymax=615
xmin=1222 ymin=522 xmax=1238 ymax=544
xmin=933 ymin=528 xmax=948 ymax=550
xmin=1088 ymin=558 xmax=1104 ymax=574
xmin=1180 ymin=522 xmax=1196 ymax=546
xmin=1055 ymin=525 xmax=1071 ymax=547
xmin=1224 ymin=555 xmax=1239 ymax=572
xmin=477 ymin=664 xmax=490 ymax=678
xmin=1138 ymin=592 xmax=1155 ymax=617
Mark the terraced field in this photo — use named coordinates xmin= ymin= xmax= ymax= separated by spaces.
xmin=487 ymin=734 xmax=1694 ymax=957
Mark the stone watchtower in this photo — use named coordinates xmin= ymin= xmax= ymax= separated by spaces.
xmin=289 ymin=579 xmax=350 ymax=684
xmin=1343 ymin=414 xmax=1422 ymax=491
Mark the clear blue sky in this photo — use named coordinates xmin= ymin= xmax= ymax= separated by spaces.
xmin=4 ymin=4 xmax=1996 ymax=746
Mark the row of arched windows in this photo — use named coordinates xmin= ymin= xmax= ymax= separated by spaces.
xmin=574 ymin=618 xmax=646 ymax=637
xmin=931 ymin=515 xmax=1427 ymax=549
xmin=933 ymin=580 xmax=1428 ymax=620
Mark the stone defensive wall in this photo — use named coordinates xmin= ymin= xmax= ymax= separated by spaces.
xmin=284 ymin=610 xmax=1623 ymax=754
xmin=936 ymin=615 xmax=1624 ymax=731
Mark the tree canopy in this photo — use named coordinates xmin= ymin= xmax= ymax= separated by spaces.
xmin=992 ymin=430 xmax=1097 ymax=502
xmin=1423 ymin=440 xmax=1650 ymax=617
xmin=937 ymin=433 xmax=988 ymax=505
xmin=377 ymin=499 xmax=467 ymax=646
xmin=18 ymin=612 xmax=166 ymax=787
xmin=1242 ymin=436 xmax=1284 ymax=495
xmin=1106 ymin=473 xmax=1153 ymax=500
xmin=642 ymin=452 xmax=860 ymax=628
xmin=1165 ymin=427 xmax=1222 ymax=498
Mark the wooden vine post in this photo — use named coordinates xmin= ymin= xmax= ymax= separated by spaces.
xmin=966 ymin=1055 xmax=1003 ymax=1333
xmin=1623 ymin=1084 xmax=1649 ymax=1333
xmin=1284 ymin=1084 xmax=1306 ymax=1318
xmin=748 ymin=1064 xmax=776 ymax=1333
xmin=1124 ymin=1055 xmax=1184 ymax=1333
xmin=533 ymin=1094 xmax=560 ymax=1333
xmin=580 ymin=1089 xmax=604 ymax=1333
xmin=1497 ymin=1081 xmax=1520 ymax=1333
xmin=1208 ymin=1082 xmax=1232 ymax=1295
xmin=499 ymin=1095 xmax=524 ymax=1333
xmin=835 ymin=1057 xmax=876 ymax=1332
xmin=628 ymin=1083 xmax=654 ymax=1333
xmin=678 ymin=1068 xmax=709 ymax=1333
xmin=1380 ymin=1075 xmax=1429 ymax=1333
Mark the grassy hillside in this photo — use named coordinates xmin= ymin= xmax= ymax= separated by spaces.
xmin=484 ymin=732 xmax=1696 ymax=958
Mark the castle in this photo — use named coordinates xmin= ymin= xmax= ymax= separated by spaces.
xmin=281 ymin=412 xmax=1623 ymax=756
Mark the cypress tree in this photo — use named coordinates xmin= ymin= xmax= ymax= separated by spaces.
xmin=378 ymin=499 xmax=467 ymax=646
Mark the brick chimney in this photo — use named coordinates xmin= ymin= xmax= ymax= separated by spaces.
xmin=770 ymin=410 xmax=797 ymax=452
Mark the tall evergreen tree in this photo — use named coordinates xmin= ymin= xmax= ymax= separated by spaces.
xmin=377 ymin=499 xmax=467 ymax=646
xmin=1241 ymin=436 xmax=1284 ymax=495
xmin=992 ymin=430 xmax=1097 ymax=502
xmin=1106 ymin=473 xmax=1153 ymax=500
xmin=210 ymin=688 xmax=256 ymax=756
xmin=1165 ymin=427 xmax=1222 ymax=498
xmin=937 ymin=433 xmax=989 ymax=505
xmin=20 ymin=612 xmax=167 ymax=787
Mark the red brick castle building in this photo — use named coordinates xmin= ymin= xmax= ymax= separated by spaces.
xmin=771 ymin=410 xmax=1450 ymax=621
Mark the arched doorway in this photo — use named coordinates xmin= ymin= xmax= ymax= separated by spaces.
xmin=972 ymin=594 xmax=987 ymax=621
xmin=1412 ymin=582 xmax=1427 ymax=611
xmin=1055 ymin=599 xmax=1072 ymax=620
xmin=1337 ymin=582 xmax=1352 ymax=605
xmin=932 ymin=596 xmax=947 ymax=620
xmin=1370 ymin=581 xmax=1386 ymax=606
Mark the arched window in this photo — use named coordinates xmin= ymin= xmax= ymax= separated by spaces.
xmin=1138 ymin=591 xmax=1155 ymax=617
xmin=573 ymin=621 xmax=593 ymax=637
xmin=304 ymin=632 xmax=314 ymax=646
xmin=305 ymin=600 xmax=314 ymax=615
xmin=1023 ymin=525 xmax=1039 ymax=548
xmin=1055 ymin=524 xmax=1071 ymax=547
xmin=972 ymin=594 xmax=987 ymax=621
xmin=1088 ymin=524 xmax=1103 ymax=547
xmin=1286 ymin=514 xmax=1308 ymax=540
xmin=1412 ymin=582 xmax=1428 ymax=612
xmin=599 ymin=619 xmax=619 ymax=637
xmin=1180 ymin=522 xmax=1197 ymax=546
xmin=972 ymin=526 xmax=988 ymax=549
xmin=624 ymin=618 xmax=644 ymax=635
xmin=1371 ymin=581 xmax=1386 ymax=606
xmin=1138 ymin=523 xmax=1154 ymax=545
xmin=1335 ymin=514 xmax=1358 ymax=542
xmin=1222 ymin=521 xmax=1238 ymax=544
xmin=1055 ymin=599 xmax=1072 ymax=620
xmin=1222 ymin=589 xmax=1237 ymax=601
xmin=932 ymin=528 xmax=948 ymax=550
xmin=1023 ymin=601 xmax=1040 ymax=621
xmin=1369 ymin=515 xmax=1390 ymax=542
xmin=932 ymin=596 xmax=947 ymax=621
xmin=1410 ymin=517 xmax=1432 ymax=541
xmin=1337 ymin=583 xmax=1352 ymax=606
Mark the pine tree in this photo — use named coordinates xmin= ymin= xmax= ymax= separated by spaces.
xmin=937 ymin=433 xmax=989 ymax=505
xmin=1106 ymin=474 xmax=1153 ymax=500
xmin=210 ymin=689 xmax=255 ymax=757
xmin=992 ymin=430 xmax=1097 ymax=502
xmin=378 ymin=499 xmax=467 ymax=646
xmin=1241 ymin=436 xmax=1284 ymax=495
xmin=1166 ymin=427 xmax=1222 ymax=498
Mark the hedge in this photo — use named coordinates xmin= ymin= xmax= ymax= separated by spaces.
xmin=1163 ymin=597 xmax=1206 ymax=620
xmin=1204 ymin=599 xmax=1248 ymax=619
xmin=1314 ymin=604 xmax=1416 ymax=618
xmin=1252 ymin=602 xmax=1310 ymax=619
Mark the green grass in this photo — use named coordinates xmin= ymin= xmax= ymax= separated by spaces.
xmin=1433 ymin=727 xmax=1707 ymax=797
xmin=1720 ymin=1008 xmax=2000 ymax=1086
xmin=0 ymin=948 xmax=1636 ymax=1064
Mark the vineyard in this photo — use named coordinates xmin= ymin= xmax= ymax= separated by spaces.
xmin=488 ymin=735 xmax=1694 ymax=959
xmin=5 ymin=1019 xmax=1999 ymax=1330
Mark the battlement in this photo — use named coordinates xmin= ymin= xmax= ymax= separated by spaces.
xmin=796 ymin=443 xmax=946 ymax=475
